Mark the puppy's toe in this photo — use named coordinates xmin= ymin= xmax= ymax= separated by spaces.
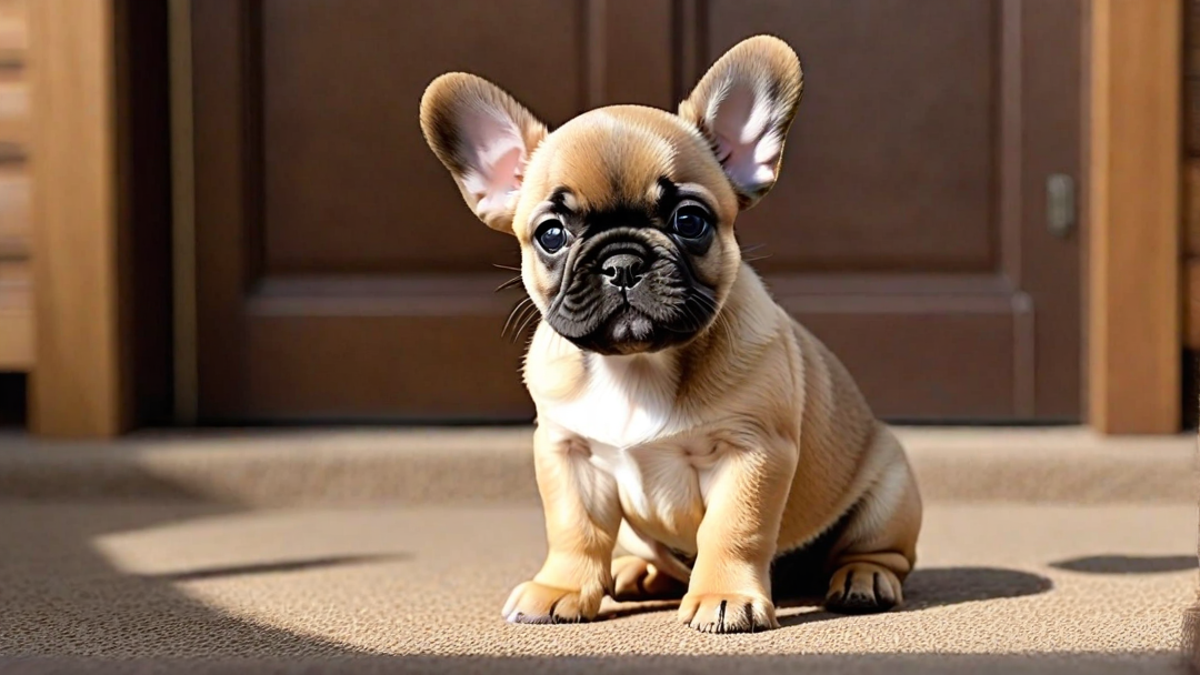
xmin=825 ymin=562 xmax=903 ymax=614
xmin=678 ymin=592 xmax=778 ymax=633
xmin=611 ymin=556 xmax=687 ymax=602
xmin=502 ymin=580 xmax=600 ymax=624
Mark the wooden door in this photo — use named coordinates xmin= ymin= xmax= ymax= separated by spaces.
xmin=192 ymin=0 xmax=1082 ymax=423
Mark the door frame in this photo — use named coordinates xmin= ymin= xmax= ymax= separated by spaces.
xmin=27 ymin=0 xmax=173 ymax=437
xmin=27 ymin=0 xmax=1180 ymax=436
xmin=1084 ymin=0 xmax=1182 ymax=433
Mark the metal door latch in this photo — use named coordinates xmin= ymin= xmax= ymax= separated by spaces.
xmin=1046 ymin=173 xmax=1076 ymax=238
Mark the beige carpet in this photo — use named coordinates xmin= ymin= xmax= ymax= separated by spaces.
xmin=0 ymin=427 xmax=1193 ymax=505
xmin=0 ymin=500 xmax=1194 ymax=673
xmin=0 ymin=428 xmax=1195 ymax=673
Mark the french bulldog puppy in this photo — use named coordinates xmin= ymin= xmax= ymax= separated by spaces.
xmin=420 ymin=34 xmax=922 ymax=633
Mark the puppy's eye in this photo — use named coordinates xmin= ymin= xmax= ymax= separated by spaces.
xmin=535 ymin=221 xmax=567 ymax=253
xmin=672 ymin=205 xmax=711 ymax=239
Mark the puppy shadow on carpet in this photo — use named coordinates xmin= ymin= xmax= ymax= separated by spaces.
xmin=0 ymin=467 xmax=393 ymax=660
xmin=599 ymin=566 xmax=1053 ymax=626
xmin=777 ymin=566 xmax=1054 ymax=627
xmin=1048 ymin=554 xmax=1197 ymax=575
xmin=139 ymin=553 xmax=410 ymax=582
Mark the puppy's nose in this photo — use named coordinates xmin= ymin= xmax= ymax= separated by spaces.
xmin=601 ymin=253 xmax=645 ymax=289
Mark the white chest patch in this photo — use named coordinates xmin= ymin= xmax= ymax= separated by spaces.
xmin=538 ymin=352 xmax=720 ymax=552
xmin=540 ymin=352 xmax=680 ymax=449
xmin=583 ymin=437 xmax=716 ymax=529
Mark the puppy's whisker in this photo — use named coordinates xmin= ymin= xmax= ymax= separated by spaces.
xmin=692 ymin=292 xmax=719 ymax=317
xmin=676 ymin=301 xmax=699 ymax=332
xmin=513 ymin=304 xmax=542 ymax=342
xmin=516 ymin=303 xmax=540 ymax=339
xmin=719 ymin=313 xmax=737 ymax=351
xmin=493 ymin=263 xmax=522 ymax=273
xmin=743 ymin=255 xmax=772 ymax=264
xmin=682 ymin=298 xmax=707 ymax=332
xmin=502 ymin=297 xmax=534 ymax=338
xmin=507 ymin=305 xmax=535 ymax=342
xmin=495 ymin=275 xmax=525 ymax=292
xmin=515 ymin=315 xmax=540 ymax=342
xmin=693 ymin=293 xmax=732 ymax=348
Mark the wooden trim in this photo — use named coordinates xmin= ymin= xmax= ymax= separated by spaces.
xmin=169 ymin=0 xmax=197 ymax=425
xmin=192 ymin=1 xmax=261 ymax=420
xmin=117 ymin=1 xmax=175 ymax=429
xmin=0 ymin=309 xmax=31 ymax=369
xmin=27 ymin=0 xmax=125 ymax=436
xmin=0 ymin=167 xmax=31 ymax=261
xmin=1087 ymin=0 xmax=1182 ymax=433
xmin=1008 ymin=0 xmax=1084 ymax=422
xmin=0 ymin=273 xmax=31 ymax=370
xmin=1187 ymin=159 xmax=1200 ymax=256
xmin=0 ymin=0 xmax=26 ymax=68
xmin=27 ymin=0 xmax=173 ymax=436
xmin=1187 ymin=259 xmax=1200 ymax=349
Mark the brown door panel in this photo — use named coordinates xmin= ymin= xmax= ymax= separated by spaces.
xmin=193 ymin=0 xmax=1082 ymax=423
xmin=713 ymin=0 xmax=997 ymax=273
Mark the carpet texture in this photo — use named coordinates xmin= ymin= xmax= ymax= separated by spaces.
xmin=0 ymin=502 xmax=1194 ymax=673
xmin=0 ymin=427 xmax=1193 ymax=505
xmin=0 ymin=428 xmax=1195 ymax=673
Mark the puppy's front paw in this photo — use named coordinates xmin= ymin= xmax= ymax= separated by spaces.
xmin=502 ymin=580 xmax=601 ymax=624
xmin=825 ymin=562 xmax=903 ymax=614
xmin=678 ymin=592 xmax=778 ymax=633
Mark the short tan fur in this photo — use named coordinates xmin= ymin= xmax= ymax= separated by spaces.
xmin=421 ymin=35 xmax=922 ymax=633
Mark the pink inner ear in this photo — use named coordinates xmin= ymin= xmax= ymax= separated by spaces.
xmin=709 ymin=80 xmax=782 ymax=194
xmin=458 ymin=108 xmax=527 ymax=218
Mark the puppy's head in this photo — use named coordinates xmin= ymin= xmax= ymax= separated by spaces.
xmin=420 ymin=35 xmax=802 ymax=355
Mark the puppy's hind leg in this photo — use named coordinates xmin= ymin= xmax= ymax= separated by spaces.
xmin=610 ymin=520 xmax=689 ymax=602
xmin=824 ymin=428 xmax=922 ymax=614
xmin=611 ymin=556 xmax=688 ymax=601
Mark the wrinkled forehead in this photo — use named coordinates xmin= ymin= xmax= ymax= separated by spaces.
xmin=514 ymin=106 xmax=736 ymax=236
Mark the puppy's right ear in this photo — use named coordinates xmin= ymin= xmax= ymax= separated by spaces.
xmin=420 ymin=74 xmax=548 ymax=234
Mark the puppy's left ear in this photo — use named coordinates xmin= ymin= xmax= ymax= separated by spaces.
xmin=420 ymin=73 xmax=548 ymax=234
xmin=679 ymin=35 xmax=803 ymax=209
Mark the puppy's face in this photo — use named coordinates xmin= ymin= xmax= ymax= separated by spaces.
xmin=421 ymin=36 xmax=803 ymax=355
xmin=508 ymin=108 xmax=739 ymax=354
